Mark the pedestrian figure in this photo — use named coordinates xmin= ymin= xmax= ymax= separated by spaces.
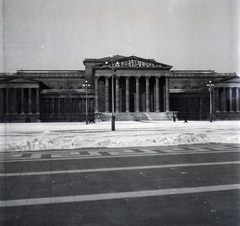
xmin=173 ymin=114 xmax=176 ymax=122
xmin=184 ymin=113 xmax=188 ymax=123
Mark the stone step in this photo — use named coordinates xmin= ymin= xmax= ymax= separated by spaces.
xmin=144 ymin=112 xmax=171 ymax=121
xmin=96 ymin=112 xmax=172 ymax=121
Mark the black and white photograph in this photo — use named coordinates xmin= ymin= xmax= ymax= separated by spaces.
xmin=0 ymin=0 xmax=240 ymax=225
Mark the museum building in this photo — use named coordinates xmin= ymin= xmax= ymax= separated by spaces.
xmin=0 ymin=55 xmax=239 ymax=122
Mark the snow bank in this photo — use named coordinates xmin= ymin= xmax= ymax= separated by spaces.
xmin=0 ymin=121 xmax=239 ymax=152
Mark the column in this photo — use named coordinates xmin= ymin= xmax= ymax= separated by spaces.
xmin=28 ymin=88 xmax=32 ymax=114
xmin=155 ymin=77 xmax=159 ymax=112
xmin=70 ymin=98 xmax=72 ymax=115
xmin=13 ymin=89 xmax=16 ymax=114
xmin=79 ymin=99 xmax=82 ymax=113
xmin=229 ymin=87 xmax=233 ymax=112
xmin=222 ymin=87 xmax=226 ymax=112
xmin=75 ymin=98 xmax=77 ymax=114
xmin=212 ymin=88 xmax=215 ymax=113
xmin=58 ymin=98 xmax=61 ymax=114
xmin=64 ymin=98 xmax=67 ymax=114
xmin=36 ymin=88 xmax=39 ymax=114
xmin=6 ymin=88 xmax=9 ymax=114
xmin=72 ymin=98 xmax=75 ymax=114
xmin=126 ymin=77 xmax=130 ymax=112
xmin=163 ymin=83 xmax=166 ymax=112
xmin=0 ymin=89 xmax=3 ymax=117
xmin=236 ymin=88 xmax=239 ymax=112
xmin=116 ymin=76 xmax=120 ymax=113
xmin=105 ymin=77 xmax=109 ymax=112
xmin=52 ymin=98 xmax=55 ymax=114
xmin=145 ymin=77 xmax=150 ymax=112
xmin=21 ymin=88 xmax=24 ymax=114
xmin=215 ymin=88 xmax=220 ymax=112
xmin=165 ymin=77 xmax=170 ymax=112
xmin=95 ymin=76 xmax=99 ymax=112
xmin=75 ymin=98 xmax=78 ymax=113
xmin=136 ymin=76 xmax=140 ymax=112
xmin=46 ymin=98 xmax=49 ymax=114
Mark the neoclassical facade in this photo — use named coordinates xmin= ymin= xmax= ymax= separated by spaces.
xmin=85 ymin=55 xmax=239 ymax=121
xmin=0 ymin=71 xmax=95 ymax=122
xmin=0 ymin=55 xmax=239 ymax=122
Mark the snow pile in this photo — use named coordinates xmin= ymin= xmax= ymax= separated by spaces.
xmin=0 ymin=121 xmax=239 ymax=152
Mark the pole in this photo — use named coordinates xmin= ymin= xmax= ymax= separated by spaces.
xmin=207 ymin=80 xmax=214 ymax=122
xmin=83 ymin=81 xmax=90 ymax=124
xmin=210 ymin=88 xmax=212 ymax=122
xmin=105 ymin=56 xmax=117 ymax=131
xmin=111 ymin=58 xmax=115 ymax=131
xmin=86 ymin=84 xmax=88 ymax=124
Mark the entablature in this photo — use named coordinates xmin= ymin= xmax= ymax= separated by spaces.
xmin=17 ymin=70 xmax=85 ymax=78
xmin=41 ymin=88 xmax=94 ymax=95
xmin=0 ymin=84 xmax=39 ymax=88
xmin=95 ymin=69 xmax=170 ymax=77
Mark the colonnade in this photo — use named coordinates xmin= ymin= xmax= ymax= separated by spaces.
xmin=94 ymin=75 xmax=169 ymax=113
xmin=0 ymin=87 xmax=39 ymax=115
xmin=42 ymin=97 xmax=94 ymax=115
xmin=214 ymin=87 xmax=240 ymax=112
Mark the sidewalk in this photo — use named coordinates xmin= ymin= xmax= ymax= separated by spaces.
xmin=1 ymin=121 xmax=240 ymax=152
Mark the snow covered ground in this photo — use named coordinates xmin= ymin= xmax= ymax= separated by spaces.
xmin=0 ymin=120 xmax=240 ymax=152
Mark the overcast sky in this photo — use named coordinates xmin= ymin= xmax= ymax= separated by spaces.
xmin=0 ymin=0 xmax=239 ymax=74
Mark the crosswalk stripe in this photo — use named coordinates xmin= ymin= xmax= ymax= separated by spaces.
xmin=1 ymin=184 xmax=240 ymax=207
xmin=88 ymin=151 xmax=102 ymax=156
xmin=140 ymin=149 xmax=158 ymax=154
xmin=1 ymin=161 xmax=240 ymax=177
xmin=109 ymin=152 xmax=120 ymax=155
xmin=30 ymin=154 xmax=42 ymax=158
xmin=51 ymin=154 xmax=61 ymax=158
xmin=11 ymin=154 xmax=22 ymax=158
xmin=123 ymin=150 xmax=135 ymax=153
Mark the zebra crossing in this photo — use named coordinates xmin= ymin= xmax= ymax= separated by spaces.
xmin=1 ymin=143 xmax=240 ymax=161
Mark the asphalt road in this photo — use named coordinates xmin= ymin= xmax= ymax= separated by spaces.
xmin=1 ymin=143 xmax=240 ymax=226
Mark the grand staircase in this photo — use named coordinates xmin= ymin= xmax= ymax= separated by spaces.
xmin=96 ymin=112 xmax=172 ymax=122
xmin=143 ymin=112 xmax=172 ymax=121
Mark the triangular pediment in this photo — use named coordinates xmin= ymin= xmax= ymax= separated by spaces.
xmin=214 ymin=76 xmax=240 ymax=86
xmin=94 ymin=55 xmax=172 ymax=70
xmin=0 ymin=76 xmax=39 ymax=84
xmin=0 ymin=76 xmax=50 ymax=89
xmin=116 ymin=56 xmax=172 ymax=69
xmin=223 ymin=77 xmax=240 ymax=83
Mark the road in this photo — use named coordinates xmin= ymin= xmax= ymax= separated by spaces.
xmin=1 ymin=143 xmax=240 ymax=226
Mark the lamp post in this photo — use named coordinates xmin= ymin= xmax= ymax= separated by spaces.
xmin=105 ymin=56 xmax=119 ymax=131
xmin=82 ymin=80 xmax=90 ymax=124
xmin=111 ymin=57 xmax=115 ymax=131
xmin=206 ymin=80 xmax=214 ymax=122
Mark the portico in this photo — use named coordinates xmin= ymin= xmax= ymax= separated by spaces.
xmin=91 ymin=56 xmax=172 ymax=118
xmin=0 ymin=77 xmax=41 ymax=122
xmin=213 ymin=78 xmax=240 ymax=119
xmin=95 ymin=73 xmax=169 ymax=113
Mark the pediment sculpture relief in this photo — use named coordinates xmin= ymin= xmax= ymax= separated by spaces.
xmin=112 ymin=59 xmax=164 ymax=68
